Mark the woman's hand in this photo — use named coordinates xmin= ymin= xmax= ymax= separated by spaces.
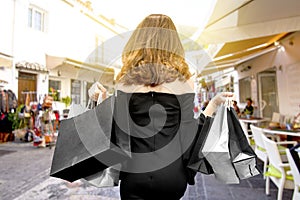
xmin=88 ymin=82 xmax=107 ymax=102
xmin=202 ymin=92 xmax=234 ymax=117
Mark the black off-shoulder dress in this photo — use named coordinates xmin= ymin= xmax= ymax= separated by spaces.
xmin=115 ymin=91 xmax=206 ymax=200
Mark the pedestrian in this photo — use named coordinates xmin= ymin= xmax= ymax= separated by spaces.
xmin=89 ymin=14 xmax=233 ymax=200
xmin=233 ymin=100 xmax=240 ymax=116
xmin=242 ymin=97 xmax=254 ymax=117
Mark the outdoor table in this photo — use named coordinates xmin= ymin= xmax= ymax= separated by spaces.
xmin=262 ymin=128 xmax=300 ymax=137
xmin=239 ymin=117 xmax=270 ymax=133
xmin=239 ymin=117 xmax=269 ymax=124
xmin=263 ymin=128 xmax=300 ymax=147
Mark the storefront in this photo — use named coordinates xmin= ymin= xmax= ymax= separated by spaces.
xmin=15 ymin=61 xmax=49 ymax=105
xmin=46 ymin=55 xmax=115 ymax=107
xmin=0 ymin=53 xmax=16 ymax=142
xmin=236 ymin=32 xmax=300 ymax=118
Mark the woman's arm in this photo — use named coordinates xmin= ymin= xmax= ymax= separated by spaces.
xmin=88 ymin=82 xmax=107 ymax=102
xmin=202 ymin=92 xmax=234 ymax=117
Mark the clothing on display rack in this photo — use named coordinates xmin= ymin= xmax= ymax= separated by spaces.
xmin=0 ymin=83 xmax=18 ymax=142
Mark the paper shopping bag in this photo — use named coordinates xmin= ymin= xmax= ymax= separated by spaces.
xmin=187 ymin=114 xmax=214 ymax=175
xmin=84 ymin=164 xmax=121 ymax=187
xmin=67 ymin=103 xmax=85 ymax=118
xmin=50 ymin=95 xmax=131 ymax=182
xmin=227 ymin=107 xmax=260 ymax=179
xmin=202 ymin=105 xmax=240 ymax=184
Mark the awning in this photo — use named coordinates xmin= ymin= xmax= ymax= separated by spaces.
xmin=198 ymin=0 xmax=300 ymax=44
xmin=0 ymin=52 xmax=13 ymax=67
xmin=189 ymin=0 xmax=300 ymax=76
xmin=15 ymin=61 xmax=49 ymax=73
xmin=46 ymin=55 xmax=115 ymax=86
xmin=48 ymin=0 xmax=300 ymax=77
xmin=213 ymin=33 xmax=288 ymax=62
xmin=46 ymin=55 xmax=114 ymax=74
xmin=199 ymin=32 xmax=289 ymax=76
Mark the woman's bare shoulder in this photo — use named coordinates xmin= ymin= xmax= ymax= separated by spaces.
xmin=115 ymin=79 xmax=194 ymax=94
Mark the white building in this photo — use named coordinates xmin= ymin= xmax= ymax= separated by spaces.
xmin=0 ymin=0 xmax=125 ymax=108
xmin=196 ymin=0 xmax=300 ymax=119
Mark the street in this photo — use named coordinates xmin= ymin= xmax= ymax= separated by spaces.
xmin=0 ymin=141 xmax=121 ymax=200
xmin=0 ymin=140 xmax=294 ymax=200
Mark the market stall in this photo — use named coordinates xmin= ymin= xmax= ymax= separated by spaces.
xmin=12 ymin=91 xmax=58 ymax=148
xmin=0 ymin=80 xmax=17 ymax=143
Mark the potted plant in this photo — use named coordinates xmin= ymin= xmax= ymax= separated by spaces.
xmin=61 ymin=96 xmax=71 ymax=118
xmin=6 ymin=104 xmax=24 ymax=141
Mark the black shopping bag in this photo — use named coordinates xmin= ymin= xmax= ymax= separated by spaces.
xmin=227 ymin=107 xmax=260 ymax=180
xmin=50 ymin=95 xmax=131 ymax=182
xmin=201 ymin=105 xmax=240 ymax=184
xmin=189 ymin=104 xmax=259 ymax=184
xmin=187 ymin=114 xmax=214 ymax=175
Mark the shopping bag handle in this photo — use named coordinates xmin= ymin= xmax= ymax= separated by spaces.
xmin=85 ymin=91 xmax=104 ymax=111
xmin=224 ymin=97 xmax=233 ymax=110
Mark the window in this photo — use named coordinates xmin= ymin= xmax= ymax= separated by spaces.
xmin=71 ymin=79 xmax=81 ymax=104
xmin=86 ymin=82 xmax=93 ymax=107
xmin=258 ymin=72 xmax=279 ymax=118
xmin=28 ymin=6 xmax=45 ymax=31
xmin=239 ymin=77 xmax=251 ymax=103
xmin=49 ymin=80 xmax=61 ymax=101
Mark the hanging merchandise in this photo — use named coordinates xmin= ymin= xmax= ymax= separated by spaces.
xmin=43 ymin=95 xmax=53 ymax=109
xmin=0 ymin=87 xmax=18 ymax=142
xmin=39 ymin=108 xmax=56 ymax=148
xmin=0 ymin=89 xmax=17 ymax=113
xmin=13 ymin=91 xmax=57 ymax=147
xmin=0 ymin=90 xmax=10 ymax=132
xmin=22 ymin=93 xmax=33 ymax=128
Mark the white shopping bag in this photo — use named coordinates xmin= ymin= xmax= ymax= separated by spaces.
xmin=202 ymin=103 xmax=240 ymax=184
xmin=67 ymin=92 xmax=103 ymax=119
xmin=67 ymin=103 xmax=85 ymax=119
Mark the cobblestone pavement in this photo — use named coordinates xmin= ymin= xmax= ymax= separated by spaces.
xmin=0 ymin=141 xmax=294 ymax=200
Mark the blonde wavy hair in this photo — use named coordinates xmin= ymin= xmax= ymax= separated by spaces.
xmin=116 ymin=14 xmax=191 ymax=86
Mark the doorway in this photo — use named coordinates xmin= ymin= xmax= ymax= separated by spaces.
xmin=18 ymin=72 xmax=37 ymax=105
xmin=258 ymin=71 xmax=279 ymax=118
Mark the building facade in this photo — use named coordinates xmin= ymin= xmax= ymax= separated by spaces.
xmin=0 ymin=0 xmax=124 ymax=109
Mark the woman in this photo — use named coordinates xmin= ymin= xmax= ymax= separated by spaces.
xmin=90 ymin=14 xmax=233 ymax=200
xmin=233 ymin=100 xmax=241 ymax=116
xmin=242 ymin=97 xmax=254 ymax=116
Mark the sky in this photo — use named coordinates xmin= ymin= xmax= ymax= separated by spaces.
xmin=90 ymin=0 xmax=217 ymax=33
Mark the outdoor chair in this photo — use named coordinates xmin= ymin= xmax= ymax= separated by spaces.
xmin=250 ymin=124 xmax=270 ymax=178
xmin=240 ymin=120 xmax=254 ymax=147
xmin=250 ymin=125 xmax=290 ymax=178
xmin=262 ymin=134 xmax=297 ymax=200
xmin=285 ymin=148 xmax=300 ymax=200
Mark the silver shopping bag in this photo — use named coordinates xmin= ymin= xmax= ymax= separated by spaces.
xmin=50 ymin=95 xmax=131 ymax=183
xmin=202 ymin=104 xmax=240 ymax=184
